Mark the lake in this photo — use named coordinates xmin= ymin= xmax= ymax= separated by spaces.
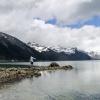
xmin=0 ymin=60 xmax=100 ymax=100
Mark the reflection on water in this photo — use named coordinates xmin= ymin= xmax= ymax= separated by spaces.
xmin=0 ymin=61 xmax=100 ymax=100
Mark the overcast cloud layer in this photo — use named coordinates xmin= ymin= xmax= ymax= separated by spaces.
xmin=0 ymin=0 xmax=100 ymax=51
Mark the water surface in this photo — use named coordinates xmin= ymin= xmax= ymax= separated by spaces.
xmin=0 ymin=61 xmax=100 ymax=100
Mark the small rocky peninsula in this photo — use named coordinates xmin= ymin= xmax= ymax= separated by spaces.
xmin=0 ymin=63 xmax=73 ymax=83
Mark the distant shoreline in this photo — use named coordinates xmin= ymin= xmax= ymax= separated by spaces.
xmin=0 ymin=59 xmax=100 ymax=63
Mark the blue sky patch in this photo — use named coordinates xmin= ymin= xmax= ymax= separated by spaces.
xmin=34 ymin=16 xmax=100 ymax=28
xmin=65 ymin=16 xmax=100 ymax=28
xmin=46 ymin=18 xmax=57 ymax=25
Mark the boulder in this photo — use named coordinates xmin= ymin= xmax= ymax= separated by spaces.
xmin=49 ymin=62 xmax=60 ymax=67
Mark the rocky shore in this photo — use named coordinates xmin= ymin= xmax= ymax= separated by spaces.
xmin=0 ymin=63 xmax=73 ymax=83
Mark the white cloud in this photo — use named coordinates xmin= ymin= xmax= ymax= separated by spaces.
xmin=0 ymin=0 xmax=100 ymax=25
xmin=21 ymin=19 xmax=100 ymax=52
xmin=0 ymin=0 xmax=100 ymax=51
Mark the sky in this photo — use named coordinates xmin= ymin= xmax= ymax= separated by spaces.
xmin=0 ymin=0 xmax=100 ymax=52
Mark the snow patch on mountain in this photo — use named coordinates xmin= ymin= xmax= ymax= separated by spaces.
xmin=27 ymin=42 xmax=77 ymax=54
xmin=50 ymin=46 xmax=76 ymax=54
xmin=87 ymin=51 xmax=100 ymax=59
xmin=27 ymin=42 xmax=49 ymax=52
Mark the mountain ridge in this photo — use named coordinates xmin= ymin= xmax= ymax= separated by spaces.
xmin=27 ymin=42 xmax=92 ymax=60
xmin=0 ymin=32 xmax=95 ymax=61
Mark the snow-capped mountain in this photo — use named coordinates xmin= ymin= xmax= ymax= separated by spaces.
xmin=87 ymin=51 xmax=100 ymax=60
xmin=27 ymin=42 xmax=49 ymax=52
xmin=27 ymin=42 xmax=76 ymax=54
xmin=0 ymin=32 xmax=93 ymax=61
xmin=28 ymin=42 xmax=100 ymax=60
xmin=50 ymin=47 xmax=76 ymax=54
xmin=27 ymin=42 xmax=91 ymax=60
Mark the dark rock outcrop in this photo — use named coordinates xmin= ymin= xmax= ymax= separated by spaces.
xmin=49 ymin=62 xmax=60 ymax=67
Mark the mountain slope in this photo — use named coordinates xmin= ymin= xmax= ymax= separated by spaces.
xmin=0 ymin=32 xmax=40 ymax=61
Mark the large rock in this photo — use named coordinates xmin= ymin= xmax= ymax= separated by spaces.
xmin=49 ymin=62 xmax=60 ymax=67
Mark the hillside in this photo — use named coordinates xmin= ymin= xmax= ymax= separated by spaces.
xmin=0 ymin=32 xmax=40 ymax=61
